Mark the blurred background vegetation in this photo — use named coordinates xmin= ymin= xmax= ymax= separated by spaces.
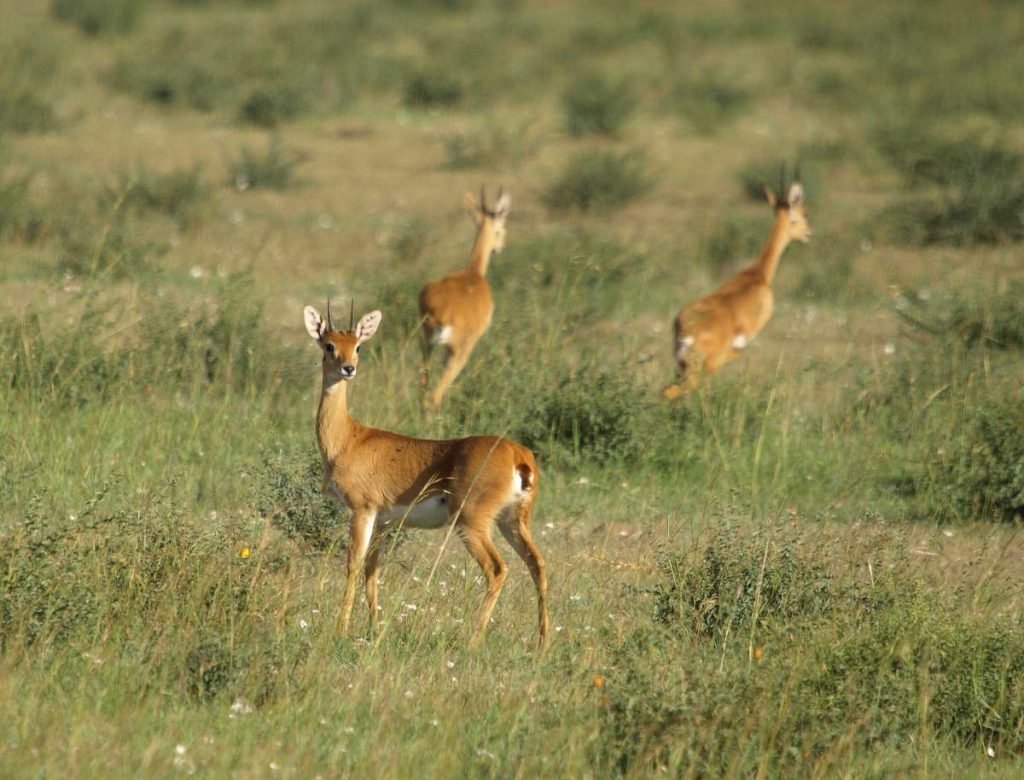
xmin=1 ymin=0 xmax=1023 ymax=776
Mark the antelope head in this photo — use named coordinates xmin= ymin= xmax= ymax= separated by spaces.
xmin=762 ymin=168 xmax=812 ymax=244
xmin=464 ymin=186 xmax=512 ymax=253
xmin=304 ymin=301 xmax=381 ymax=384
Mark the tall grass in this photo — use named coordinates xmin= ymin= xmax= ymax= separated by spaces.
xmin=3 ymin=0 xmax=1024 ymax=777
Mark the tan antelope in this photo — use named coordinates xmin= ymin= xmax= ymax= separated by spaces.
xmin=664 ymin=178 xmax=812 ymax=398
xmin=303 ymin=302 xmax=548 ymax=645
xmin=419 ymin=187 xmax=511 ymax=409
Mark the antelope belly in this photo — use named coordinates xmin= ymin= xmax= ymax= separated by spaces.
xmin=383 ymin=495 xmax=450 ymax=529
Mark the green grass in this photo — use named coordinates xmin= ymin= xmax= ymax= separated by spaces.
xmin=2 ymin=0 xmax=1024 ymax=776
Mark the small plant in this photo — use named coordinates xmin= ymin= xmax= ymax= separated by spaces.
xmin=0 ymin=170 xmax=47 ymax=242
xmin=251 ymin=448 xmax=342 ymax=551
xmin=0 ymin=91 xmax=58 ymax=134
xmin=895 ymin=282 xmax=1024 ymax=352
xmin=513 ymin=367 xmax=658 ymax=467
xmin=700 ymin=217 xmax=764 ymax=274
xmin=56 ymin=212 xmax=164 ymax=280
xmin=563 ymin=73 xmax=635 ymax=137
xmin=879 ymin=134 xmax=1024 ymax=246
xmin=238 ymin=84 xmax=306 ymax=128
xmin=441 ymin=123 xmax=540 ymax=171
xmin=403 ymin=71 xmax=463 ymax=109
xmin=936 ymin=391 xmax=1024 ymax=522
xmin=51 ymin=0 xmax=144 ymax=36
xmin=544 ymin=150 xmax=650 ymax=213
xmin=109 ymin=164 xmax=210 ymax=227
xmin=671 ymin=79 xmax=749 ymax=135
xmin=227 ymin=137 xmax=303 ymax=191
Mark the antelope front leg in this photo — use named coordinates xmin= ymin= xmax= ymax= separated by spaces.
xmin=363 ymin=536 xmax=383 ymax=635
xmin=338 ymin=510 xmax=377 ymax=635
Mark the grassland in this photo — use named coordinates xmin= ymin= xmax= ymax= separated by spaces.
xmin=2 ymin=0 xmax=1024 ymax=776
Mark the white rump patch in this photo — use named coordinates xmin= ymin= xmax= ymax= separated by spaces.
xmin=383 ymin=494 xmax=451 ymax=530
xmin=675 ymin=335 xmax=694 ymax=362
xmin=731 ymin=333 xmax=749 ymax=350
xmin=430 ymin=325 xmax=453 ymax=346
xmin=513 ymin=466 xmax=529 ymax=498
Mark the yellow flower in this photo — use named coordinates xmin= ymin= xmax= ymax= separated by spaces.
xmin=593 ymin=674 xmax=605 ymax=689
xmin=239 ymin=546 xmax=251 ymax=559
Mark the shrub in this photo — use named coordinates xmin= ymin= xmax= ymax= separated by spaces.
xmin=563 ymin=73 xmax=635 ymax=137
xmin=879 ymin=134 xmax=1024 ymax=246
xmin=251 ymin=448 xmax=342 ymax=551
xmin=56 ymin=212 xmax=164 ymax=280
xmin=441 ymin=122 xmax=541 ymax=171
xmin=544 ymin=150 xmax=650 ymax=213
xmin=227 ymin=137 xmax=303 ymax=191
xmin=0 ymin=171 xmax=47 ymax=242
xmin=651 ymin=525 xmax=836 ymax=640
xmin=109 ymin=57 xmax=227 ymax=112
xmin=403 ymin=71 xmax=463 ymax=109
xmin=0 ymin=91 xmax=58 ymax=134
xmin=0 ymin=274 xmax=281 ymax=406
xmin=671 ymin=79 xmax=749 ymax=135
xmin=895 ymin=282 xmax=1024 ymax=352
xmin=238 ymin=84 xmax=307 ymax=128
xmin=512 ymin=367 xmax=659 ymax=468
xmin=110 ymin=164 xmax=210 ymax=227
xmin=700 ymin=217 xmax=765 ymax=275
xmin=51 ymin=0 xmax=143 ymax=36
xmin=937 ymin=392 xmax=1024 ymax=522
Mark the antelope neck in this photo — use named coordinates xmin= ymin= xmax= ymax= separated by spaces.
xmin=466 ymin=219 xmax=496 ymax=276
xmin=754 ymin=211 xmax=793 ymax=285
xmin=316 ymin=374 xmax=356 ymax=463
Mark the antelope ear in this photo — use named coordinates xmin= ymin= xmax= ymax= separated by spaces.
xmin=493 ymin=192 xmax=511 ymax=219
xmin=787 ymin=182 xmax=804 ymax=208
xmin=463 ymin=191 xmax=483 ymax=224
xmin=356 ymin=310 xmax=382 ymax=344
xmin=762 ymin=185 xmax=777 ymax=208
xmin=304 ymin=306 xmax=325 ymax=341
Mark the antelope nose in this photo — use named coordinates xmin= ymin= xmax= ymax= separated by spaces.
xmin=340 ymin=364 xmax=356 ymax=378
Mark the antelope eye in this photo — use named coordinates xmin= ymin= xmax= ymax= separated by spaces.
xmin=355 ymin=344 xmax=361 ymax=353
xmin=324 ymin=343 xmax=335 ymax=354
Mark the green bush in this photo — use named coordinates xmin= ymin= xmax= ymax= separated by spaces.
xmin=563 ymin=73 xmax=635 ymax=137
xmin=109 ymin=56 xmax=227 ymax=112
xmin=227 ymin=137 xmax=303 ymax=191
xmin=0 ymin=275 xmax=282 ymax=406
xmin=895 ymin=282 xmax=1024 ymax=352
xmin=51 ymin=0 xmax=144 ymax=36
xmin=606 ymin=528 xmax=1024 ymax=773
xmin=108 ymin=164 xmax=210 ymax=227
xmin=0 ymin=91 xmax=58 ymax=134
xmin=0 ymin=171 xmax=47 ymax=242
xmin=700 ymin=217 xmax=765 ymax=275
xmin=512 ymin=367 xmax=659 ymax=468
xmin=671 ymin=79 xmax=749 ymax=135
xmin=403 ymin=71 xmax=463 ymax=109
xmin=252 ymin=448 xmax=344 ymax=551
xmin=238 ymin=84 xmax=307 ymax=128
xmin=879 ymin=134 xmax=1024 ymax=246
xmin=544 ymin=150 xmax=650 ymax=213
xmin=937 ymin=392 xmax=1024 ymax=522
xmin=56 ymin=212 xmax=164 ymax=280
xmin=651 ymin=525 xmax=836 ymax=639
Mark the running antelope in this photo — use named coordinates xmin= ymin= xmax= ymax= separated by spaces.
xmin=419 ymin=187 xmax=511 ymax=409
xmin=664 ymin=179 xmax=812 ymax=398
xmin=304 ymin=302 xmax=548 ymax=645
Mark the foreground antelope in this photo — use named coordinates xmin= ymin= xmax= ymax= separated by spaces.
xmin=419 ymin=188 xmax=511 ymax=408
xmin=304 ymin=302 xmax=548 ymax=645
xmin=664 ymin=179 xmax=812 ymax=398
